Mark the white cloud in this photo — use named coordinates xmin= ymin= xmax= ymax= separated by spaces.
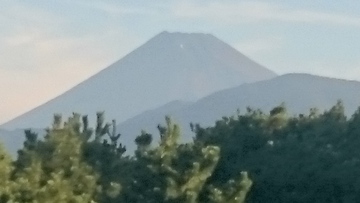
xmin=235 ymin=37 xmax=284 ymax=55
xmin=173 ymin=1 xmax=360 ymax=26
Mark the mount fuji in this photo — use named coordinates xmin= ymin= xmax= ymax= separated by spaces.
xmin=1 ymin=31 xmax=276 ymax=130
xmin=2 ymin=31 xmax=360 ymax=155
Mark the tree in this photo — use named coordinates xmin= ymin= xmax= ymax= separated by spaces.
xmin=0 ymin=144 xmax=14 ymax=202
xmin=131 ymin=116 xmax=252 ymax=203
xmin=1 ymin=112 xmax=253 ymax=203
xmin=9 ymin=114 xmax=100 ymax=202
xmin=192 ymin=102 xmax=360 ymax=202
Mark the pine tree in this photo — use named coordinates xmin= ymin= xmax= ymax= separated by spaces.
xmin=133 ymin=116 xmax=252 ymax=203
xmin=208 ymin=172 xmax=252 ymax=203
xmin=10 ymin=114 xmax=99 ymax=202
xmin=82 ymin=112 xmax=124 ymax=202
xmin=2 ymin=112 xmax=254 ymax=203
xmin=0 ymin=144 xmax=14 ymax=202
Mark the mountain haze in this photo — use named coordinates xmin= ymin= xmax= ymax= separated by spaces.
xmin=117 ymin=73 xmax=360 ymax=152
xmin=1 ymin=31 xmax=276 ymax=130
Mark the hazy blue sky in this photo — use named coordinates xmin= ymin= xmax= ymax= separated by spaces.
xmin=1 ymin=0 xmax=360 ymax=124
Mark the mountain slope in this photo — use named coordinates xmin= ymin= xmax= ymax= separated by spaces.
xmin=116 ymin=73 xmax=360 ymax=152
xmin=1 ymin=31 xmax=276 ymax=130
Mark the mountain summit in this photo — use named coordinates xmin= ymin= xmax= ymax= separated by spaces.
xmin=1 ymin=31 xmax=276 ymax=129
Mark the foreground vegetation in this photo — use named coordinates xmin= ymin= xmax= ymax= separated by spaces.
xmin=0 ymin=113 xmax=251 ymax=203
xmin=2 ymin=101 xmax=360 ymax=202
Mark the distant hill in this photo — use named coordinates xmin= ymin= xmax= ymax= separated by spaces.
xmin=0 ymin=128 xmax=43 ymax=157
xmin=1 ymin=31 xmax=276 ymax=130
xmin=0 ymin=129 xmax=24 ymax=152
xmin=117 ymin=73 xmax=360 ymax=152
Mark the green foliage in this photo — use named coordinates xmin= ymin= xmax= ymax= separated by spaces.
xmin=9 ymin=114 xmax=99 ymax=203
xmin=129 ymin=116 xmax=252 ymax=203
xmin=5 ymin=99 xmax=360 ymax=202
xmin=0 ymin=113 xmax=252 ymax=203
xmin=0 ymin=144 xmax=14 ymax=202
xmin=193 ymin=101 xmax=360 ymax=202
xmin=208 ymin=172 xmax=252 ymax=203
xmin=7 ymin=101 xmax=360 ymax=202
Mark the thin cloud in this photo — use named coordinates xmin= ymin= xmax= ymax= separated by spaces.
xmin=0 ymin=26 xmax=139 ymax=121
xmin=301 ymin=61 xmax=360 ymax=81
xmin=0 ymin=2 xmax=141 ymax=123
xmin=173 ymin=1 xmax=360 ymax=26
xmin=235 ymin=37 xmax=284 ymax=55
xmin=74 ymin=1 xmax=158 ymax=17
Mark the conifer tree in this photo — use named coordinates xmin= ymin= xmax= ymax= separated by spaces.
xmin=10 ymin=114 xmax=100 ymax=202
xmin=82 ymin=112 xmax=124 ymax=202
xmin=207 ymin=172 xmax=252 ymax=203
xmin=2 ymin=112 xmax=254 ymax=203
xmin=133 ymin=116 xmax=252 ymax=203
xmin=0 ymin=144 xmax=14 ymax=202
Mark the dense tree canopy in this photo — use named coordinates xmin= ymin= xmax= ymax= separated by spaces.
xmin=0 ymin=113 xmax=251 ymax=203
xmin=194 ymin=101 xmax=360 ymax=202
xmin=3 ymin=101 xmax=360 ymax=202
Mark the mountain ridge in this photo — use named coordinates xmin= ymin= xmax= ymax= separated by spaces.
xmin=1 ymin=31 xmax=276 ymax=129
xmin=116 ymin=73 xmax=360 ymax=152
